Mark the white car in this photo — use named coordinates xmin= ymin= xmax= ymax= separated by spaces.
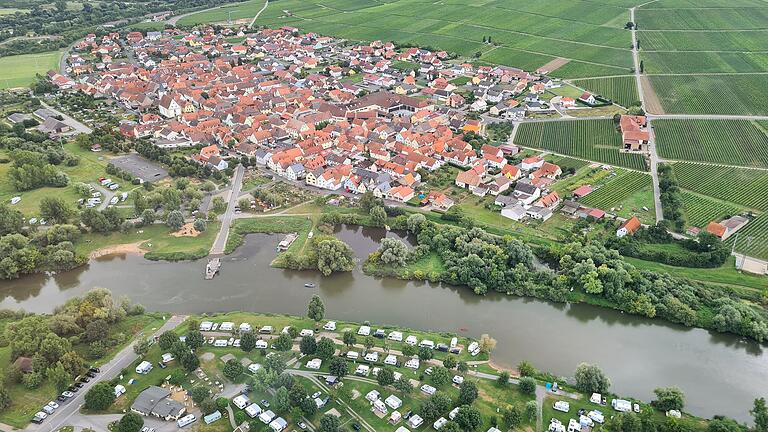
xmin=47 ymin=401 xmax=59 ymax=409
xmin=62 ymin=391 xmax=74 ymax=398
xmin=323 ymin=321 xmax=337 ymax=331
xmin=35 ymin=412 xmax=48 ymax=420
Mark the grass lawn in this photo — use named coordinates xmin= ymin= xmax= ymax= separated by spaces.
xmin=0 ymin=7 xmax=28 ymax=14
xmin=75 ymin=222 xmax=220 ymax=259
xmin=0 ymin=51 xmax=63 ymax=89
xmin=624 ymin=255 xmax=767 ymax=294
xmin=225 ymin=216 xmax=313 ymax=255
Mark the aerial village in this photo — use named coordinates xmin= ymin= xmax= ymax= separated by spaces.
xmin=43 ymin=25 xmax=698 ymax=232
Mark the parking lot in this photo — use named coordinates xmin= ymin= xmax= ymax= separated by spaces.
xmin=111 ymin=154 xmax=169 ymax=182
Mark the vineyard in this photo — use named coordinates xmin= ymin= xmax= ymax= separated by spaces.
xmin=635 ymin=7 xmax=768 ymax=30
xmin=654 ymin=119 xmax=768 ymax=168
xmin=639 ymin=29 xmax=768 ymax=51
xmin=729 ymin=213 xmax=768 ymax=260
xmin=642 ymin=51 xmax=768 ymax=74
xmin=681 ymin=191 xmax=744 ymax=228
xmin=514 ymin=120 xmax=647 ymax=170
xmin=649 ymin=75 xmax=768 ymax=115
xmin=580 ymin=171 xmax=652 ymax=209
xmin=546 ymin=155 xmax=590 ymax=172
xmin=572 ymin=76 xmax=639 ymax=108
xmin=673 ymin=162 xmax=768 ymax=210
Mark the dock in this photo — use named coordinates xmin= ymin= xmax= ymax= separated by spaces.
xmin=205 ymin=258 xmax=221 ymax=280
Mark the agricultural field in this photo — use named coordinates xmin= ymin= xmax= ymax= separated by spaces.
xmin=681 ymin=191 xmax=745 ymax=228
xmin=514 ymin=119 xmax=647 ymax=170
xmin=653 ymin=119 xmax=768 ymax=168
xmin=729 ymin=213 xmax=768 ymax=260
xmin=175 ymin=0 xmax=639 ymax=79
xmin=635 ymin=7 xmax=768 ymax=30
xmin=648 ymin=75 xmax=768 ymax=115
xmin=673 ymin=162 xmax=768 ymax=211
xmin=0 ymin=8 xmax=28 ymax=15
xmin=639 ymin=30 xmax=768 ymax=52
xmin=572 ymin=76 xmax=639 ymax=107
xmin=0 ymin=50 xmax=62 ymax=89
xmin=579 ymin=171 xmax=654 ymax=221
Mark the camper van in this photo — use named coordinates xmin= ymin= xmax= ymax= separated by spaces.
xmin=177 ymin=414 xmax=196 ymax=428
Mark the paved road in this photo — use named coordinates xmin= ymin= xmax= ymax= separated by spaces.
xmin=91 ymin=183 xmax=117 ymax=211
xmin=210 ymin=164 xmax=245 ymax=256
xmin=289 ymin=370 xmax=376 ymax=432
xmin=165 ymin=5 xmax=223 ymax=25
xmin=34 ymin=315 xmax=187 ymax=432
xmin=39 ymin=101 xmax=93 ymax=134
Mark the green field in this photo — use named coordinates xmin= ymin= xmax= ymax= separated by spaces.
xmin=729 ymin=213 xmax=768 ymax=260
xmin=0 ymin=51 xmax=62 ymax=89
xmin=514 ymin=119 xmax=647 ymax=170
xmin=673 ymin=162 xmax=768 ymax=211
xmin=0 ymin=8 xmax=28 ymax=15
xmin=642 ymin=51 xmax=768 ymax=74
xmin=572 ymin=76 xmax=639 ymax=107
xmin=649 ymin=75 xmax=768 ymax=115
xmin=579 ymin=171 xmax=654 ymax=222
xmin=681 ymin=191 xmax=744 ymax=228
xmin=636 ymin=7 xmax=768 ymax=30
xmin=653 ymin=119 xmax=768 ymax=168
xmin=180 ymin=0 xmax=634 ymax=79
xmin=640 ymin=30 xmax=768 ymax=51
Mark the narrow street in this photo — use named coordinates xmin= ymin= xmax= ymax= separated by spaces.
xmin=209 ymin=164 xmax=245 ymax=256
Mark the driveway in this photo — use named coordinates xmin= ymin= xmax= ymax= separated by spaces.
xmin=31 ymin=316 xmax=187 ymax=432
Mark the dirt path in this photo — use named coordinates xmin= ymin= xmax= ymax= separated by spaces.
xmin=249 ymin=0 xmax=269 ymax=28
xmin=641 ymin=75 xmax=665 ymax=114
xmin=537 ymin=57 xmax=570 ymax=74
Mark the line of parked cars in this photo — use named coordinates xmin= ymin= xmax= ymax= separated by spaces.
xmin=33 ymin=367 xmax=100 ymax=424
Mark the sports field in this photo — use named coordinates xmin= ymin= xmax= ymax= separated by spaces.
xmin=637 ymin=0 xmax=768 ymax=115
xmin=181 ymin=0 xmax=635 ymax=79
xmin=0 ymin=51 xmax=62 ymax=89
xmin=653 ymin=119 xmax=768 ymax=168
xmin=514 ymin=119 xmax=647 ymax=171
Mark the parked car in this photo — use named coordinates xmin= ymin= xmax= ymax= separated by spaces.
xmin=79 ymin=376 xmax=90 ymax=383
xmin=47 ymin=401 xmax=59 ymax=410
xmin=62 ymin=391 xmax=74 ymax=398
xmin=261 ymin=399 xmax=270 ymax=408
xmin=89 ymin=367 xmax=100 ymax=373
xmin=86 ymin=371 xmax=96 ymax=378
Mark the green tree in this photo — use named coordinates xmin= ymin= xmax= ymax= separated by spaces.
xmin=443 ymin=355 xmax=457 ymax=370
xmin=240 ymin=332 xmax=257 ymax=352
xmin=223 ymin=359 xmax=245 ymax=380
xmin=518 ymin=361 xmax=537 ymax=377
xmin=140 ymin=209 xmax=155 ymax=225
xmin=394 ymin=377 xmax=413 ymax=395
xmin=430 ymin=366 xmax=451 ymax=387
xmin=185 ymin=330 xmax=204 ymax=350
xmin=418 ymin=346 xmax=433 ymax=361
xmin=497 ymin=371 xmax=510 ymax=387
xmin=525 ymin=400 xmax=537 ymax=420
xmin=316 ymin=337 xmax=335 ymax=359
xmin=504 ymin=405 xmax=522 ymax=429
xmin=39 ymin=196 xmax=74 ymax=224
xmin=378 ymin=238 xmax=409 ymax=266
xmin=85 ymin=382 xmax=116 ymax=410
xmin=307 ymin=295 xmax=325 ymax=322
xmin=575 ymin=363 xmax=611 ymax=394
xmin=370 ymin=205 xmax=387 ymax=227
xmin=319 ymin=414 xmax=341 ymax=432
xmin=0 ymin=382 xmax=10 ymax=411
xmin=0 ymin=203 xmax=24 ymax=235
xmin=455 ymin=405 xmax=482 ymax=431
xmin=117 ymin=412 xmax=144 ymax=432
xmin=519 ymin=376 xmax=536 ymax=395
xmin=753 ymin=398 xmax=768 ymax=432
xmin=274 ymin=386 xmax=291 ymax=412
xmin=707 ymin=417 xmax=743 ymax=432
xmin=265 ymin=354 xmax=285 ymax=374
xmin=47 ymin=361 xmax=71 ymax=393
xmin=133 ymin=338 xmax=150 ymax=356
xmin=193 ymin=219 xmax=207 ymax=232
xmin=158 ymin=330 xmax=178 ymax=351
xmin=190 ymin=386 xmax=210 ymax=404
xmin=342 ymin=330 xmax=357 ymax=347
xmin=329 ymin=357 xmax=348 ymax=378
xmin=457 ymin=361 xmax=469 ymax=373
xmin=300 ymin=336 xmax=317 ymax=355
xmin=377 ymin=367 xmax=396 ymax=386
xmin=653 ymin=387 xmax=685 ymax=412
xmin=181 ymin=351 xmax=200 ymax=371
xmin=316 ymin=238 xmax=355 ymax=276
xmin=458 ymin=380 xmax=478 ymax=405
xmin=274 ymin=333 xmax=293 ymax=351
xmin=359 ymin=192 xmax=383 ymax=212
xmin=166 ymin=210 xmax=184 ymax=230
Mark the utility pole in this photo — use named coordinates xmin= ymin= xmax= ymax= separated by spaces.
xmin=227 ymin=10 xmax=238 ymax=25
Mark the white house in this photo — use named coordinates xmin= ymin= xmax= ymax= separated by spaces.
xmin=384 ymin=354 xmax=398 ymax=365
xmin=269 ymin=417 xmax=288 ymax=432
xmin=501 ymin=205 xmax=527 ymax=222
xmin=232 ymin=395 xmax=250 ymax=410
xmin=259 ymin=410 xmax=276 ymax=424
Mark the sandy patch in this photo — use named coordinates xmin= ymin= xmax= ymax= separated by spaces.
xmin=171 ymin=223 xmax=201 ymax=237
xmin=200 ymin=352 xmax=215 ymax=362
xmin=537 ymin=57 xmax=570 ymax=74
xmin=488 ymin=360 xmax=519 ymax=377
xmin=641 ymin=75 xmax=665 ymax=115
xmin=89 ymin=241 xmax=147 ymax=259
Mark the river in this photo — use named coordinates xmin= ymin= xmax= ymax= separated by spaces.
xmin=0 ymin=226 xmax=764 ymax=422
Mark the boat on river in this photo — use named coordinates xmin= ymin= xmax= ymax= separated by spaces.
xmin=304 ymin=283 xmax=316 ymax=288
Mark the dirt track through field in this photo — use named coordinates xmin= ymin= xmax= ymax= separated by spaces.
xmin=537 ymin=57 xmax=570 ymax=74
xmin=641 ymin=75 xmax=665 ymax=114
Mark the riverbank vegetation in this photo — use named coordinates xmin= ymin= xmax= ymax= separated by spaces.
xmin=0 ymin=288 xmax=160 ymax=428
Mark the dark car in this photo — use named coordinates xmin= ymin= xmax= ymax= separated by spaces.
xmin=404 ymin=410 xmax=413 ymax=419
xmin=89 ymin=367 xmax=100 ymax=373
xmin=74 ymin=382 xmax=84 ymax=388
xmin=374 ymin=329 xmax=386 ymax=338
xmin=56 ymin=395 xmax=67 ymax=402
xmin=261 ymin=399 xmax=270 ymax=408
xmin=157 ymin=361 xmax=167 ymax=369
xmin=30 ymin=417 xmax=43 ymax=424
xmin=79 ymin=376 xmax=90 ymax=383
xmin=449 ymin=347 xmax=461 ymax=354
xmin=436 ymin=343 xmax=449 ymax=352
xmin=86 ymin=371 xmax=97 ymax=378
xmin=68 ymin=386 xmax=79 ymax=392
xmin=351 ymin=423 xmax=361 ymax=431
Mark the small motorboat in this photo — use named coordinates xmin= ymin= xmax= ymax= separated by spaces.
xmin=304 ymin=283 xmax=316 ymax=288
